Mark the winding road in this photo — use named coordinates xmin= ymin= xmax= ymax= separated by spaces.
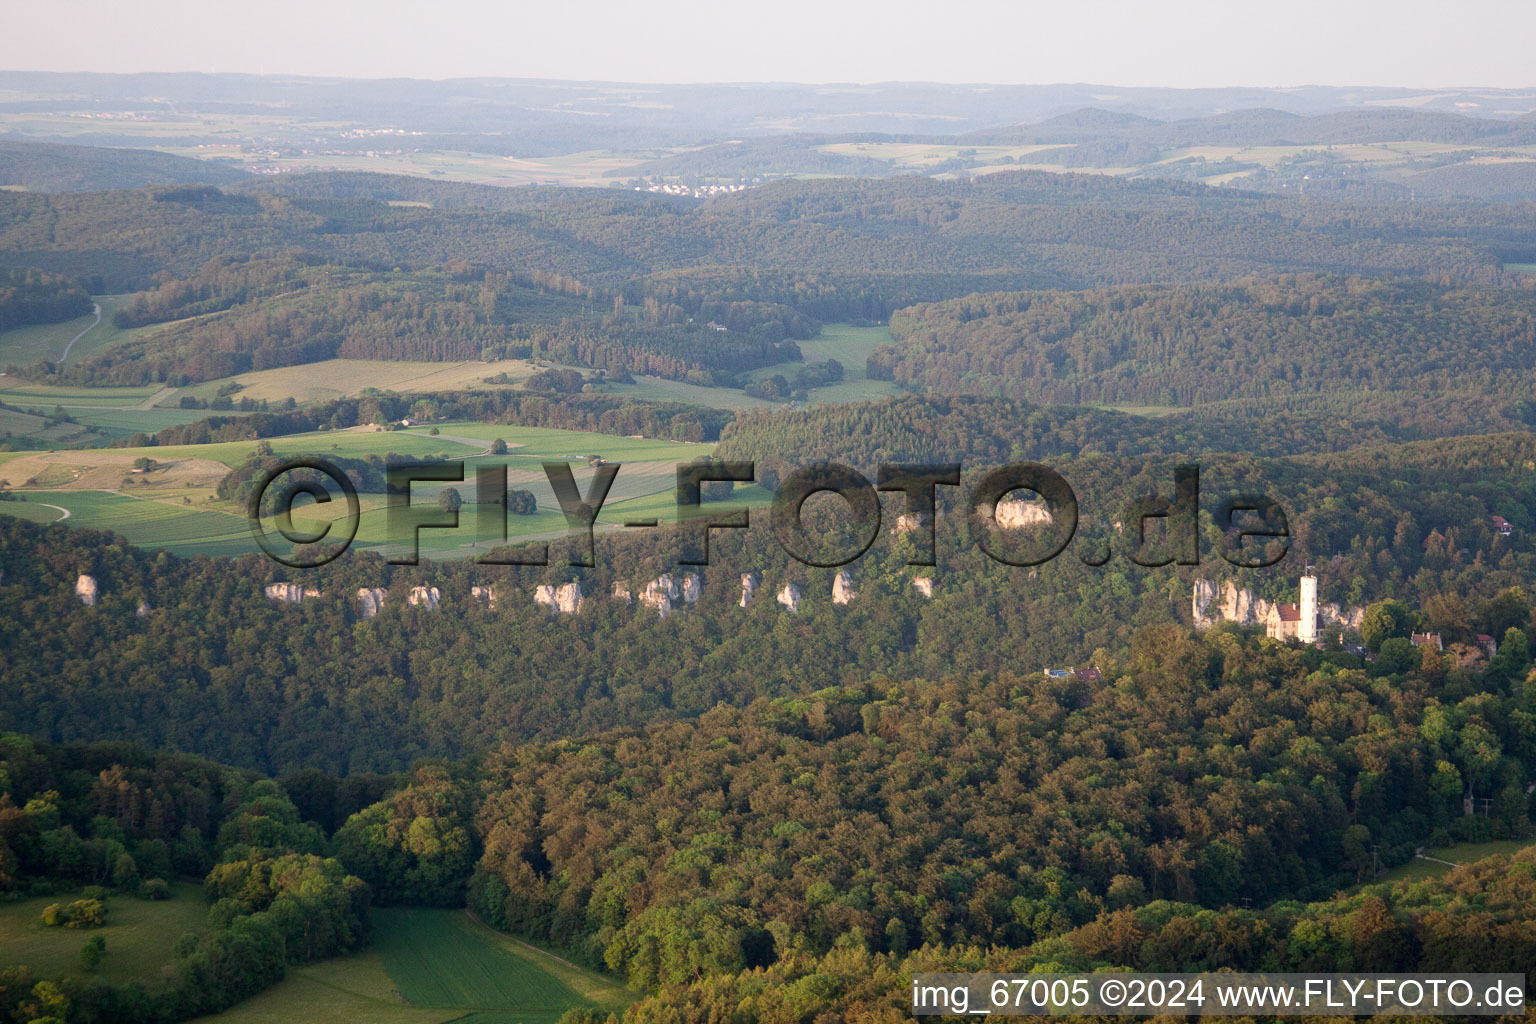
xmin=58 ymin=303 xmax=102 ymax=364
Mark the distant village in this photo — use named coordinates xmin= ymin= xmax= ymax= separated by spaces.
xmin=633 ymin=179 xmax=757 ymax=198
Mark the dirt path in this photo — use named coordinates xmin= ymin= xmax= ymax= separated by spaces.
xmin=1415 ymin=853 xmax=1461 ymax=868
xmin=59 ymin=303 xmax=102 ymax=363
xmin=35 ymin=502 xmax=70 ymax=521
xmin=133 ymin=386 xmax=178 ymax=410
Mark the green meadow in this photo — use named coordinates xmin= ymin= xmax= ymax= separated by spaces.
xmin=1 ymin=421 xmax=728 ymax=559
xmin=0 ymin=882 xmax=208 ymax=986
xmin=13 ymin=489 xmax=257 ymax=557
xmin=1380 ymin=838 xmax=1536 ymax=883
xmin=199 ymin=909 xmax=634 ymax=1024
xmin=0 ymin=294 xmax=153 ymax=368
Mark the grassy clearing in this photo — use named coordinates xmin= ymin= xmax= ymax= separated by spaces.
xmin=1086 ymin=403 xmax=1183 ymax=417
xmin=0 ymin=375 xmax=192 ymax=444
xmin=64 ymin=426 xmax=486 ymax=472
xmin=0 ymin=882 xmax=207 ymax=985
xmin=374 ymin=909 xmax=633 ymax=1023
xmin=588 ymin=324 xmax=899 ymax=410
xmin=606 ymin=374 xmax=776 ymax=410
xmin=0 ymin=295 xmax=153 ymax=368
xmin=192 ymin=952 xmax=455 ymax=1024
xmin=198 ymin=910 xmax=632 ymax=1024
xmin=789 ymin=323 xmax=902 ymax=404
xmin=1381 ymin=838 xmax=1536 ymax=883
xmin=741 ymin=324 xmax=898 ymax=403
xmin=1505 ymin=263 xmax=1536 ymax=275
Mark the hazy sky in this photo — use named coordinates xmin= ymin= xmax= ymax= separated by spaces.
xmin=5 ymin=0 xmax=1534 ymax=88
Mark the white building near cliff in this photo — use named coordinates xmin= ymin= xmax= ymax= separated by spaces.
xmin=1265 ymin=567 xmax=1319 ymax=643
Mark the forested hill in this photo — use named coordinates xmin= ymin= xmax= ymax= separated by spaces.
xmin=0 ymin=172 xmax=1525 ymax=299
xmin=4 ymin=170 xmax=1535 ymax=387
xmin=5 ymin=667 xmax=1536 ymax=1017
xmin=0 ymin=267 xmax=93 ymax=330
xmin=31 ymin=254 xmax=809 ymax=386
xmin=4 ymin=423 xmax=1535 ymax=774
xmin=715 ymin=392 xmax=1536 ymax=465
xmin=0 ymin=140 xmax=253 ymax=193
xmin=872 ymin=276 xmax=1536 ymax=406
xmin=969 ymin=105 xmax=1536 ymax=149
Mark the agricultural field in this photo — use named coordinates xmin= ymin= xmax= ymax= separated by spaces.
xmin=0 ymin=377 xmax=218 ymax=445
xmin=199 ymin=909 xmax=634 ymax=1024
xmin=160 ymin=325 xmax=894 ymax=414
xmin=0 ymin=882 xmax=208 ymax=986
xmin=164 ymin=358 xmax=544 ymax=406
xmin=817 ymin=141 xmax=1069 ymax=169
xmin=0 ymin=421 xmax=731 ymax=559
xmin=7 ymin=489 xmax=257 ymax=557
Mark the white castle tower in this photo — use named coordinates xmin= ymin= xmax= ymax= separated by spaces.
xmin=1298 ymin=567 xmax=1318 ymax=645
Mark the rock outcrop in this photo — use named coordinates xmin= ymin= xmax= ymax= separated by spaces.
xmin=1320 ymin=602 xmax=1364 ymax=631
xmin=1193 ymin=578 xmax=1363 ymax=633
xmin=407 ymin=586 xmax=441 ymax=610
xmin=470 ymin=586 xmax=496 ymax=608
xmin=640 ymin=574 xmax=676 ymax=618
xmin=777 ymin=582 xmax=802 ymax=613
xmin=994 ymin=499 xmax=1052 ymax=529
xmin=357 ymin=587 xmax=388 ymax=618
xmin=1219 ymin=581 xmax=1272 ymax=625
xmin=893 ymin=512 xmax=931 ymax=534
xmin=265 ymin=582 xmax=320 ymax=604
xmin=1191 ymin=578 xmax=1220 ymax=626
xmin=74 ymin=574 xmax=98 ymax=606
xmin=639 ymin=573 xmax=700 ymax=616
xmin=832 ymin=570 xmax=856 ymax=605
xmin=1194 ymin=579 xmax=1274 ymax=627
xmin=912 ymin=577 xmax=934 ymax=598
xmin=739 ymin=572 xmax=760 ymax=607
xmin=135 ymin=600 xmax=151 ymax=618
xmin=611 ymin=582 xmax=632 ymax=604
xmin=535 ymin=582 xmax=583 ymax=615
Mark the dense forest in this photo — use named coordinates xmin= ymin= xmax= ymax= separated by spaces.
xmin=26 ymin=254 xmax=806 ymax=386
xmin=2 ymin=169 xmax=1530 ymax=306
xmin=5 ymin=127 xmax=1536 ymax=1023
xmin=4 ymin=597 xmax=1534 ymax=1020
xmin=0 ymin=736 xmax=380 ymax=1023
xmin=4 ymin=417 xmax=1536 ymax=775
xmin=4 ymin=168 xmax=1536 ymax=393
xmin=874 ymin=276 xmax=1536 ymax=406
xmin=0 ymin=268 xmax=92 ymax=331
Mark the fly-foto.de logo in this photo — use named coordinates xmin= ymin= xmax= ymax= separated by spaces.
xmin=248 ymin=458 xmax=1292 ymax=571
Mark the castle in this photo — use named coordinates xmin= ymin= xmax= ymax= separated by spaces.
xmin=1192 ymin=567 xmax=1357 ymax=640
xmin=1265 ymin=567 xmax=1320 ymax=643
